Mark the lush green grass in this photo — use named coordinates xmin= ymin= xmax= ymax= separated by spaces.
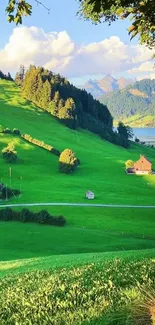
xmin=0 ymin=206 xmax=155 ymax=264
xmin=0 ymin=80 xmax=155 ymax=206
xmin=0 ymin=80 xmax=155 ymax=267
xmin=0 ymin=255 xmax=155 ymax=324
xmin=0 ymin=247 xmax=155 ymax=278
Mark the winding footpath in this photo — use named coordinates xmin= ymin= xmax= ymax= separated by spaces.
xmin=0 ymin=202 xmax=155 ymax=208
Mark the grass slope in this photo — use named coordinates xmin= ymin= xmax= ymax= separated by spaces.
xmin=0 ymin=80 xmax=155 ymax=266
xmin=1 ymin=80 xmax=155 ymax=205
xmin=0 ymin=248 xmax=155 ymax=278
xmin=0 ymin=254 xmax=155 ymax=325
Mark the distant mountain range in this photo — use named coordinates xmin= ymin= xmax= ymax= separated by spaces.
xmin=78 ymin=74 xmax=134 ymax=98
xmin=99 ymin=79 xmax=155 ymax=127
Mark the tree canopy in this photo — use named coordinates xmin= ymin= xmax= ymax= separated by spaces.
xmin=79 ymin=0 xmax=155 ymax=49
xmin=5 ymin=0 xmax=155 ymax=49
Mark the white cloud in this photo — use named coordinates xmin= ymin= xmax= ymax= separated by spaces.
xmin=0 ymin=26 xmax=154 ymax=79
xmin=137 ymin=74 xmax=155 ymax=81
xmin=128 ymin=61 xmax=155 ymax=74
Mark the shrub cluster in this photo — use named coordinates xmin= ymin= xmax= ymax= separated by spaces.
xmin=0 ymin=186 xmax=20 ymax=200
xmin=22 ymin=134 xmax=60 ymax=156
xmin=0 ymin=208 xmax=66 ymax=226
xmin=3 ymin=128 xmax=21 ymax=135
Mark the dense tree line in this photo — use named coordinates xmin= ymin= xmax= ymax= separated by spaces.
xmin=100 ymin=79 xmax=155 ymax=120
xmin=20 ymin=65 xmax=131 ymax=148
xmin=21 ymin=65 xmax=113 ymax=130
xmin=0 ymin=70 xmax=13 ymax=82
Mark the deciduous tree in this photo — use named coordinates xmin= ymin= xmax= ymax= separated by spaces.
xmin=59 ymin=149 xmax=79 ymax=173
xmin=2 ymin=143 xmax=17 ymax=163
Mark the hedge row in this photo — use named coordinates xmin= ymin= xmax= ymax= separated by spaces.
xmin=3 ymin=128 xmax=20 ymax=135
xmin=21 ymin=134 xmax=60 ymax=156
xmin=0 ymin=208 xmax=66 ymax=226
xmin=2 ymin=127 xmax=60 ymax=156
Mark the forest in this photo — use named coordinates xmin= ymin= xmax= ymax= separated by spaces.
xmin=15 ymin=65 xmax=131 ymax=148
xmin=100 ymin=79 xmax=155 ymax=119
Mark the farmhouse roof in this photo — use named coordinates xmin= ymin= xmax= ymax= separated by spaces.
xmin=139 ymin=154 xmax=152 ymax=164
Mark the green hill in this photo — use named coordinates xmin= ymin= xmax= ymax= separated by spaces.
xmin=0 ymin=78 xmax=155 ymax=259
xmin=0 ymin=79 xmax=155 ymax=324
xmin=100 ymin=79 xmax=155 ymax=127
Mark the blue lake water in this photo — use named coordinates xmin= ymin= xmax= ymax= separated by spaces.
xmin=133 ymin=128 xmax=155 ymax=145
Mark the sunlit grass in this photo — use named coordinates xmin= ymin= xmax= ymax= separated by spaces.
xmin=0 ymin=80 xmax=155 ymax=266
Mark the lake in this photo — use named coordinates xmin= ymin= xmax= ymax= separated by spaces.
xmin=133 ymin=128 xmax=155 ymax=145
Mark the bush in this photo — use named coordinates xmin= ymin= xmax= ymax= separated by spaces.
xmin=125 ymin=160 xmax=134 ymax=169
xmin=20 ymin=209 xmax=34 ymax=222
xmin=2 ymin=143 xmax=17 ymax=163
xmin=1 ymin=187 xmax=20 ymax=200
xmin=59 ymin=149 xmax=79 ymax=174
xmin=3 ymin=208 xmax=13 ymax=221
xmin=135 ymin=137 xmax=140 ymax=143
xmin=13 ymin=128 xmax=21 ymax=136
xmin=3 ymin=128 xmax=12 ymax=134
xmin=36 ymin=210 xmax=50 ymax=224
xmin=55 ymin=215 xmax=66 ymax=226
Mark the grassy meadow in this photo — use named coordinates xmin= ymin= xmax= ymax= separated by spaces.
xmin=0 ymin=80 xmax=155 ymax=206
xmin=0 ymin=79 xmax=155 ymax=262
xmin=0 ymin=80 xmax=155 ymax=324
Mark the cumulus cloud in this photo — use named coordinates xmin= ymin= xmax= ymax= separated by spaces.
xmin=137 ymin=74 xmax=155 ymax=81
xmin=128 ymin=61 xmax=155 ymax=74
xmin=0 ymin=26 xmax=154 ymax=79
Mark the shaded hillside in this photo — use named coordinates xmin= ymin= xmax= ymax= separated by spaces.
xmin=21 ymin=66 xmax=113 ymax=135
xmin=19 ymin=66 xmax=131 ymax=148
xmin=78 ymin=75 xmax=134 ymax=98
xmin=100 ymin=79 xmax=155 ymax=126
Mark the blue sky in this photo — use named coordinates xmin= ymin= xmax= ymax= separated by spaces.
xmin=0 ymin=0 xmax=154 ymax=84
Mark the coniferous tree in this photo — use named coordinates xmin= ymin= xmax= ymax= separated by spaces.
xmin=39 ymin=80 xmax=51 ymax=109
xmin=21 ymin=65 xmax=129 ymax=149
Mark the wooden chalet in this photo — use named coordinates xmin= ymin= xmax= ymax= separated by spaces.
xmin=134 ymin=155 xmax=152 ymax=174
xmin=126 ymin=155 xmax=152 ymax=175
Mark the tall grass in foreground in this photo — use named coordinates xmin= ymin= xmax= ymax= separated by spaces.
xmin=0 ymin=258 xmax=155 ymax=324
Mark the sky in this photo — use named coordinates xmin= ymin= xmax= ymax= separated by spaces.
xmin=0 ymin=0 xmax=155 ymax=85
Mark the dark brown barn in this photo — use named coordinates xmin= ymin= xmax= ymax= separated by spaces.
xmin=134 ymin=155 xmax=152 ymax=174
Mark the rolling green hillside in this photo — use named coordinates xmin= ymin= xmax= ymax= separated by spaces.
xmin=0 ymin=79 xmax=155 ymax=261
xmin=100 ymin=79 xmax=155 ymax=127
xmin=1 ymin=80 xmax=155 ymax=205
xmin=0 ymin=80 xmax=155 ymax=324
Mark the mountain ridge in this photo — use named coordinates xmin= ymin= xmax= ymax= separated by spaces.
xmin=99 ymin=78 xmax=155 ymax=127
xmin=78 ymin=75 xmax=134 ymax=98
